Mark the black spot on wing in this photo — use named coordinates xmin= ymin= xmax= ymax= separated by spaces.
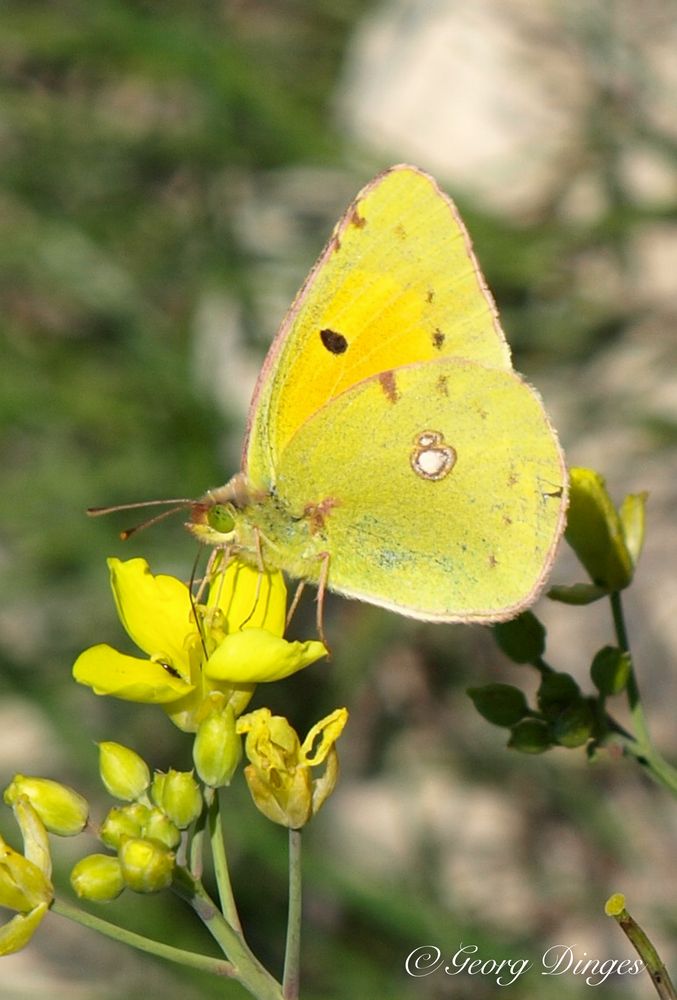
xmin=320 ymin=328 xmax=348 ymax=355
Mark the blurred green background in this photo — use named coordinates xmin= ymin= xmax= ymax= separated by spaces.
xmin=1 ymin=2 xmax=676 ymax=998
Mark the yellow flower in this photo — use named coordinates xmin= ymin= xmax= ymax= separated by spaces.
xmin=73 ymin=557 xmax=327 ymax=731
xmin=236 ymin=708 xmax=348 ymax=828
xmin=0 ymin=799 xmax=53 ymax=956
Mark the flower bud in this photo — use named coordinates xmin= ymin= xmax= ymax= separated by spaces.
xmin=142 ymin=809 xmax=181 ymax=849
xmin=4 ymin=776 xmax=88 ymax=837
xmin=551 ymin=700 xmax=594 ymax=748
xmin=493 ymin=612 xmax=546 ymax=664
xmin=467 ymin=684 xmax=529 ymax=727
xmin=100 ymin=804 xmax=149 ymax=849
xmin=565 ymin=468 xmax=634 ymax=591
xmin=118 ymin=837 xmax=175 ymax=893
xmin=537 ymin=673 xmax=580 ymax=721
xmin=508 ymin=719 xmax=552 ymax=754
xmin=71 ymin=854 xmax=125 ymax=902
xmin=151 ymin=770 xmax=202 ymax=829
xmin=193 ymin=706 xmax=242 ymax=787
xmin=591 ymin=646 xmax=631 ymax=696
xmin=98 ymin=742 xmax=150 ymax=801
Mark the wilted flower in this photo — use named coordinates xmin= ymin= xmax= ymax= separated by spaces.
xmin=237 ymin=708 xmax=348 ymax=828
xmin=0 ymin=799 xmax=53 ymax=955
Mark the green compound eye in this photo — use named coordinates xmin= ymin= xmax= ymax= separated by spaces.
xmin=207 ymin=504 xmax=235 ymax=535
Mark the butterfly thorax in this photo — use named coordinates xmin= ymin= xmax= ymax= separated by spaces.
xmin=187 ymin=473 xmax=326 ymax=583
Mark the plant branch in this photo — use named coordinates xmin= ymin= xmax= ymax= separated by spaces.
xmin=172 ymin=867 xmax=283 ymax=1000
xmin=51 ymin=897 xmax=233 ymax=977
xmin=283 ymin=827 xmax=302 ymax=1000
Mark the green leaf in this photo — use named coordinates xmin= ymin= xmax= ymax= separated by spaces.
xmin=467 ymin=684 xmax=530 ymax=727
xmin=493 ymin=612 xmax=546 ymax=663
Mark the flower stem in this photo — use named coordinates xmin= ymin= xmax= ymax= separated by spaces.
xmin=207 ymin=788 xmax=242 ymax=933
xmin=610 ymin=592 xmax=677 ymax=795
xmin=283 ymin=828 xmax=302 ymax=1000
xmin=51 ymin=897 xmax=233 ymax=977
xmin=172 ymin=867 xmax=283 ymax=1000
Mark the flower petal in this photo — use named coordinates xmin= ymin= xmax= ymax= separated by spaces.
xmin=205 ymin=629 xmax=327 ymax=683
xmin=301 ymin=708 xmax=349 ymax=765
xmin=73 ymin=645 xmax=193 ymax=703
xmin=0 ymin=841 xmax=52 ymax=911
xmin=208 ymin=560 xmax=287 ymax=635
xmin=12 ymin=799 xmax=51 ymax=878
xmin=108 ymin=558 xmax=197 ymax=663
xmin=0 ymin=902 xmax=49 ymax=955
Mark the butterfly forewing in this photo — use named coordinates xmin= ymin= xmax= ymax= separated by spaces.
xmin=244 ymin=165 xmax=512 ymax=492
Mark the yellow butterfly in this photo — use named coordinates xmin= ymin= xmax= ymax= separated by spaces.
xmin=185 ymin=165 xmax=567 ymax=629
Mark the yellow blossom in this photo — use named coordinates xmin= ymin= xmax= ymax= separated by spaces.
xmin=236 ymin=708 xmax=348 ymax=828
xmin=73 ymin=557 xmax=327 ymax=731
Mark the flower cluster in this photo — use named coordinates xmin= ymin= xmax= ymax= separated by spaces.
xmin=1 ymin=556 xmax=348 ymax=955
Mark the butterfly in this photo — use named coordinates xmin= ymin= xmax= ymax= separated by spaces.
xmin=92 ymin=165 xmax=566 ymax=635
xmin=184 ymin=165 xmax=567 ymax=630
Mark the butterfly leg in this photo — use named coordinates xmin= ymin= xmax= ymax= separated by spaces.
xmin=316 ymin=552 xmax=331 ymax=652
xmin=236 ymin=529 xmax=266 ymax=628
xmin=193 ymin=546 xmax=227 ymax=604
xmin=286 ymin=579 xmax=306 ymax=630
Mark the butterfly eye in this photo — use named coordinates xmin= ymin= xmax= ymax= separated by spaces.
xmin=207 ymin=504 xmax=235 ymax=536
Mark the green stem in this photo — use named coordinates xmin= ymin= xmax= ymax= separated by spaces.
xmin=609 ymin=592 xmax=677 ymax=795
xmin=534 ymin=656 xmax=555 ymax=675
xmin=172 ymin=867 xmax=283 ymax=1000
xmin=188 ymin=794 xmax=208 ymax=878
xmin=51 ymin=897 xmax=233 ymax=977
xmin=207 ymin=788 xmax=242 ymax=933
xmin=283 ymin=828 xmax=302 ymax=1000
xmin=607 ymin=895 xmax=677 ymax=1000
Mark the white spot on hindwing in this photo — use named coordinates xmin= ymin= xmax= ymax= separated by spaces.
xmin=410 ymin=431 xmax=456 ymax=481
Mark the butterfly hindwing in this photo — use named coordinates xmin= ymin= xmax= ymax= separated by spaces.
xmin=273 ymin=358 xmax=566 ymax=621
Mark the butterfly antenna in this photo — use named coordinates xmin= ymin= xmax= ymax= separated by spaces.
xmin=86 ymin=498 xmax=194 ymax=541
xmin=119 ymin=504 xmax=190 ymax=541
xmin=87 ymin=498 xmax=193 ymax=516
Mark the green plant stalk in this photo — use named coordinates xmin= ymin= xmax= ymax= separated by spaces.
xmin=610 ymin=591 xmax=677 ymax=795
xmin=534 ymin=656 xmax=555 ymax=675
xmin=283 ymin=828 xmax=302 ymax=1000
xmin=188 ymin=805 xmax=206 ymax=879
xmin=607 ymin=898 xmax=677 ymax=1000
xmin=172 ymin=867 xmax=283 ymax=1000
xmin=51 ymin=897 xmax=233 ymax=977
xmin=207 ymin=788 xmax=242 ymax=933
